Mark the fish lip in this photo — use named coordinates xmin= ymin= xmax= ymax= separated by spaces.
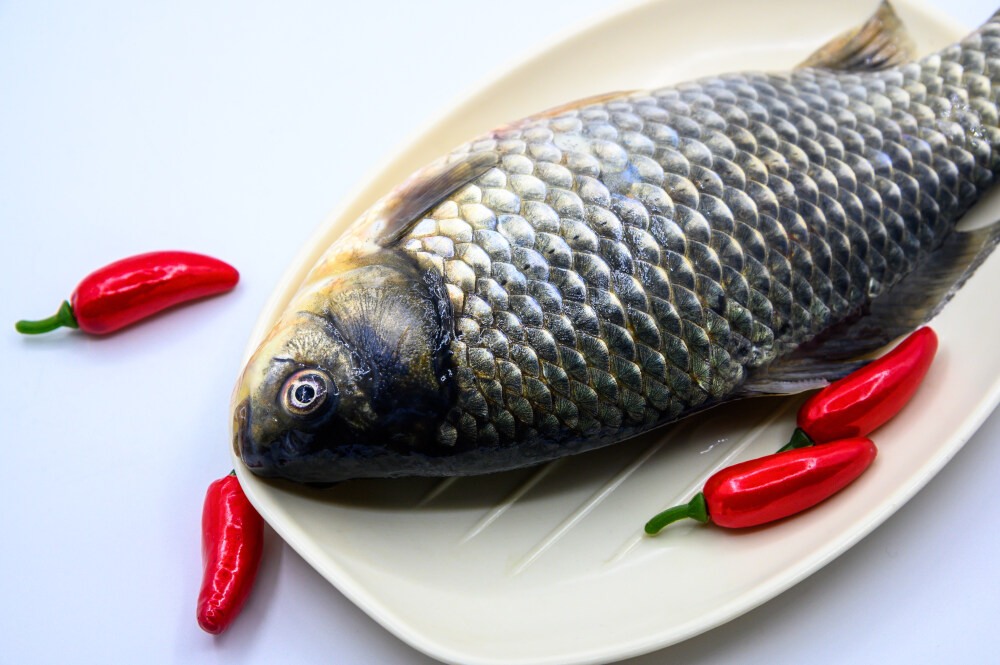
xmin=232 ymin=396 xmax=320 ymax=476
xmin=231 ymin=397 xmax=429 ymax=483
xmin=232 ymin=396 xmax=263 ymax=469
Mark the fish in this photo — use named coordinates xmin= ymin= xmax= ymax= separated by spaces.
xmin=233 ymin=2 xmax=1000 ymax=484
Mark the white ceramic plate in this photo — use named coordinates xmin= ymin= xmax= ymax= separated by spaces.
xmin=231 ymin=2 xmax=999 ymax=664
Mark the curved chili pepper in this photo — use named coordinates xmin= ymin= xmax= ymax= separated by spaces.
xmin=197 ymin=472 xmax=264 ymax=635
xmin=645 ymin=437 xmax=877 ymax=533
xmin=780 ymin=327 xmax=938 ymax=452
xmin=15 ymin=251 xmax=239 ymax=335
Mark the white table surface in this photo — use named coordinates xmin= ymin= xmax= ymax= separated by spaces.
xmin=2 ymin=1 xmax=998 ymax=663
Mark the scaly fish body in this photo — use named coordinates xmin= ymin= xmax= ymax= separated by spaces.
xmin=234 ymin=6 xmax=1000 ymax=483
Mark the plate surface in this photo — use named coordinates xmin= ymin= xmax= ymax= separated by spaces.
xmin=231 ymin=2 xmax=997 ymax=663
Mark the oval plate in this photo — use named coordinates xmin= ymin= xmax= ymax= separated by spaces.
xmin=232 ymin=1 xmax=996 ymax=663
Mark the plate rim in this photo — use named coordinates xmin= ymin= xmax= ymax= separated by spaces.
xmin=230 ymin=1 xmax=986 ymax=663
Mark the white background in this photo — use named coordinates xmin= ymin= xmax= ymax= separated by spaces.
xmin=1 ymin=0 xmax=998 ymax=663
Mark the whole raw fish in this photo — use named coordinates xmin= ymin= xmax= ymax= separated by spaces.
xmin=233 ymin=3 xmax=1000 ymax=483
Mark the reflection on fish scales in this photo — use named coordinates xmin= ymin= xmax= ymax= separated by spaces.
xmin=233 ymin=3 xmax=1000 ymax=484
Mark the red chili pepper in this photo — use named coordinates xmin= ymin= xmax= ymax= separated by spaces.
xmin=15 ymin=251 xmax=239 ymax=335
xmin=197 ymin=472 xmax=264 ymax=635
xmin=645 ymin=437 xmax=877 ymax=534
xmin=780 ymin=327 xmax=938 ymax=451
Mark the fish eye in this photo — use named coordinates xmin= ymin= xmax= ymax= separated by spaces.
xmin=281 ymin=369 xmax=333 ymax=417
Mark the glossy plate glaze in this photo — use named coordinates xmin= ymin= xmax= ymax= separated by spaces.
xmin=232 ymin=1 xmax=997 ymax=663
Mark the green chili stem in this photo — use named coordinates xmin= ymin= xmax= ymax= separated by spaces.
xmin=15 ymin=300 xmax=79 ymax=335
xmin=645 ymin=492 xmax=710 ymax=535
xmin=777 ymin=427 xmax=815 ymax=453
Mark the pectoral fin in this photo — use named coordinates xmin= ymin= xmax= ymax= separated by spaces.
xmin=739 ymin=357 xmax=871 ymax=397
xmin=374 ymin=150 xmax=500 ymax=247
xmin=810 ymin=221 xmax=1000 ymax=361
xmin=741 ymin=218 xmax=1000 ymax=395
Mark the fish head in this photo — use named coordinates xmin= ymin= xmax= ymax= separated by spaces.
xmin=232 ymin=256 xmax=455 ymax=483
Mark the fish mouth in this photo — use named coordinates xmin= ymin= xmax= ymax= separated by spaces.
xmin=233 ymin=396 xmax=280 ymax=475
xmin=232 ymin=396 xmax=337 ymax=480
xmin=231 ymin=397 xmax=451 ymax=484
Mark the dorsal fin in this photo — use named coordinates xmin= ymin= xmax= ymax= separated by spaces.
xmin=797 ymin=1 xmax=914 ymax=71
xmin=372 ymin=150 xmax=499 ymax=247
xmin=535 ymin=91 xmax=636 ymax=118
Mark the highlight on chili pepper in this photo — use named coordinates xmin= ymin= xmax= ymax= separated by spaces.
xmin=15 ymin=250 xmax=239 ymax=335
xmin=778 ymin=327 xmax=938 ymax=452
xmin=197 ymin=471 xmax=264 ymax=635
xmin=645 ymin=437 xmax=877 ymax=534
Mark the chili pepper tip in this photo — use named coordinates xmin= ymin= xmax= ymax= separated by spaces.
xmin=645 ymin=492 xmax=710 ymax=535
xmin=197 ymin=609 xmax=226 ymax=635
xmin=15 ymin=300 xmax=79 ymax=335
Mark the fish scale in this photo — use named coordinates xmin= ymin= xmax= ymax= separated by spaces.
xmin=392 ymin=25 xmax=1000 ymax=457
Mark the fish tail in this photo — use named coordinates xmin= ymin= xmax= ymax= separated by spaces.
xmin=764 ymin=5 xmax=1000 ymax=369
xmin=800 ymin=3 xmax=1000 ymax=215
xmin=831 ymin=13 xmax=1000 ymax=353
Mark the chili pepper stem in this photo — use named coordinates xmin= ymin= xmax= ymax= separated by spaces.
xmin=777 ymin=427 xmax=814 ymax=453
xmin=645 ymin=492 xmax=710 ymax=535
xmin=15 ymin=300 xmax=79 ymax=334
